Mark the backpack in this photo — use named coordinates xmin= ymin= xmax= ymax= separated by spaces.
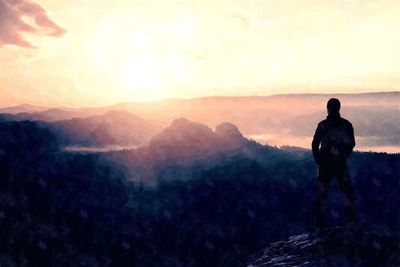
xmin=320 ymin=121 xmax=353 ymax=161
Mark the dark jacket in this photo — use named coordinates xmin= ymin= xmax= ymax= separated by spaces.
xmin=312 ymin=113 xmax=355 ymax=166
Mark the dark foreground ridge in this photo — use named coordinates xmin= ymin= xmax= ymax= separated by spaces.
xmin=247 ymin=227 xmax=400 ymax=267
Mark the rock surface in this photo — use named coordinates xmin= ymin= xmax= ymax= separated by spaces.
xmin=247 ymin=227 xmax=400 ymax=267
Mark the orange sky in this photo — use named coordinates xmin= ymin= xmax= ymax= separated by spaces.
xmin=0 ymin=0 xmax=399 ymax=107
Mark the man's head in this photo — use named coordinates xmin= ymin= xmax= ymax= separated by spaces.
xmin=327 ymin=98 xmax=341 ymax=115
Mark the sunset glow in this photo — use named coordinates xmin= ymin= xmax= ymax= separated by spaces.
xmin=1 ymin=0 xmax=399 ymax=106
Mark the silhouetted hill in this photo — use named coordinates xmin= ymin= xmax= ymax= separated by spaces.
xmin=105 ymin=118 xmax=284 ymax=183
xmin=48 ymin=110 xmax=162 ymax=147
xmin=0 ymin=110 xmax=162 ymax=148
xmin=148 ymin=118 xmax=249 ymax=161
xmin=149 ymin=117 xmax=221 ymax=155
xmin=0 ymin=108 xmax=102 ymax=122
xmin=0 ymin=103 xmax=48 ymax=114
xmin=215 ymin=122 xmax=248 ymax=149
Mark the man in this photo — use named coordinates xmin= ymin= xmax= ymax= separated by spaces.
xmin=312 ymin=98 xmax=357 ymax=230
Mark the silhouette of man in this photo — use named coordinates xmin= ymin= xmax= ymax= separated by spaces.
xmin=312 ymin=98 xmax=357 ymax=230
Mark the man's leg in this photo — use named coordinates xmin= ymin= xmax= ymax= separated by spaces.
xmin=315 ymin=167 xmax=332 ymax=230
xmin=336 ymin=164 xmax=357 ymax=228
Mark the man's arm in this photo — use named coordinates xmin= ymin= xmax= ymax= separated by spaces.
xmin=312 ymin=124 xmax=322 ymax=165
xmin=345 ymin=123 xmax=356 ymax=157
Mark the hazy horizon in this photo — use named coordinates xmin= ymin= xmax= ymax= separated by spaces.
xmin=0 ymin=90 xmax=398 ymax=109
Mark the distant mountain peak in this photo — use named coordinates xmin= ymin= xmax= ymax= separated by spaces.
xmin=0 ymin=103 xmax=47 ymax=114
xmin=150 ymin=117 xmax=217 ymax=146
xmin=151 ymin=118 xmax=248 ymax=147
xmin=104 ymin=109 xmax=135 ymax=116
xmin=147 ymin=118 xmax=251 ymax=164
xmin=215 ymin=122 xmax=247 ymax=148
xmin=215 ymin=122 xmax=243 ymax=138
xmin=102 ymin=109 xmax=145 ymax=121
xmin=171 ymin=117 xmax=191 ymax=126
xmin=14 ymin=103 xmax=37 ymax=108
xmin=168 ymin=117 xmax=216 ymax=132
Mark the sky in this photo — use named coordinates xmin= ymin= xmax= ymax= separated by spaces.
xmin=0 ymin=0 xmax=399 ymax=107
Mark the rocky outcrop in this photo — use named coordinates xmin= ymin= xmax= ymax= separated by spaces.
xmin=247 ymin=227 xmax=399 ymax=267
xmin=215 ymin=122 xmax=247 ymax=149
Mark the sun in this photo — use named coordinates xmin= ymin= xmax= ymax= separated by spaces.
xmin=82 ymin=26 xmax=179 ymax=101
xmin=74 ymin=11 xmax=198 ymax=102
xmin=121 ymin=55 xmax=162 ymax=92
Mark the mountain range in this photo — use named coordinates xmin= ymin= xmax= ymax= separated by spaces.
xmin=0 ymin=92 xmax=398 ymax=151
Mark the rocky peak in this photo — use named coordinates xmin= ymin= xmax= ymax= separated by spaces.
xmin=215 ymin=122 xmax=247 ymax=148
xmin=215 ymin=122 xmax=243 ymax=139
xmin=150 ymin=117 xmax=217 ymax=146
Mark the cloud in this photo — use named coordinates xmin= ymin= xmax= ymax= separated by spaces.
xmin=0 ymin=0 xmax=65 ymax=48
